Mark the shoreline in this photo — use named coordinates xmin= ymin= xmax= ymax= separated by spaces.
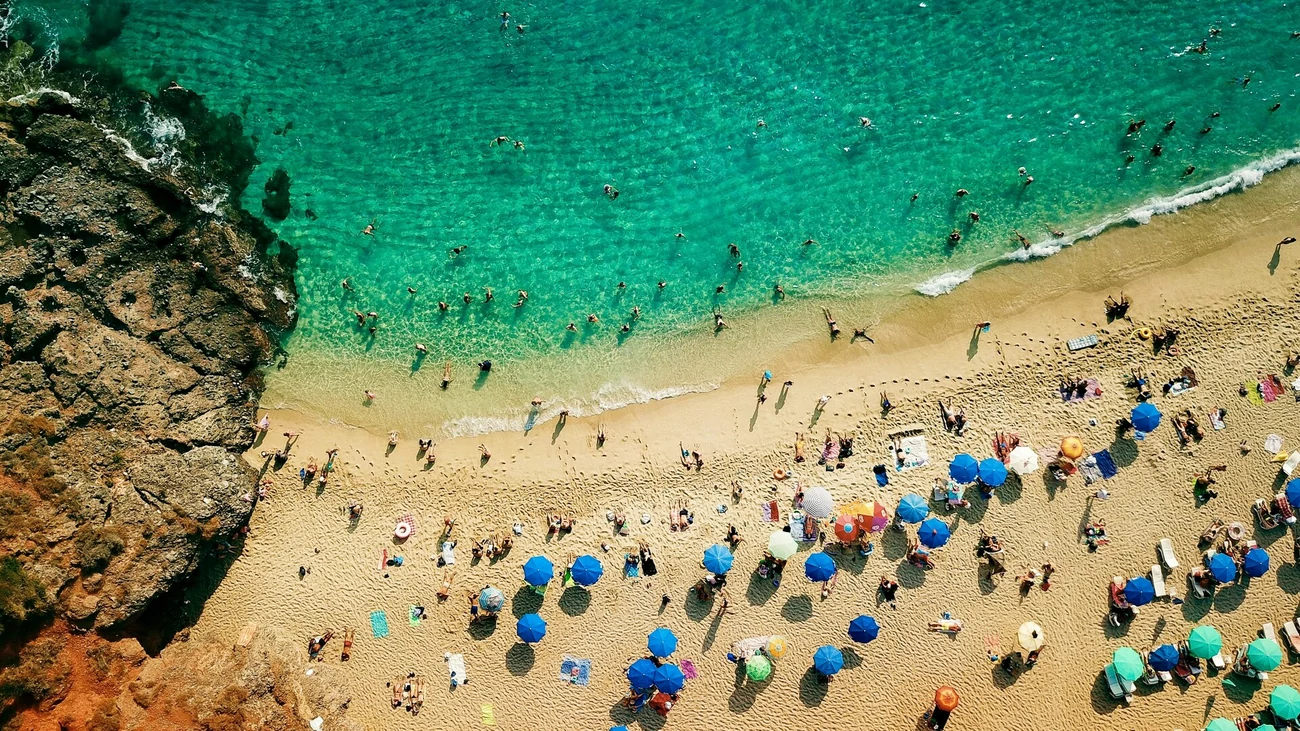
xmin=261 ymin=158 xmax=1300 ymax=442
xmin=192 ymin=169 xmax=1300 ymax=731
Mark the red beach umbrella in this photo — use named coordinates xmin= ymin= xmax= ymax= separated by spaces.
xmin=833 ymin=514 xmax=860 ymax=542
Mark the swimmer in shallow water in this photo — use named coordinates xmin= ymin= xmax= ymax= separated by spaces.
xmin=603 ymin=184 xmax=619 ymax=200
xmin=859 ymin=116 xmax=873 ymax=128
xmin=362 ymin=219 xmax=376 ymax=235
xmin=658 ymin=281 xmax=667 ymax=290
xmin=774 ymin=283 xmax=785 ymax=299
xmin=490 ymin=135 xmax=510 ymax=146
xmin=438 ymin=301 xmax=449 ymax=312
xmin=513 ymin=290 xmax=528 ymax=307
xmin=341 ymin=277 xmax=354 ymax=291
xmin=948 ymin=229 xmax=961 ymax=245
xmin=450 ymin=245 xmax=467 ymax=257
xmin=566 ymin=322 xmax=578 ymax=332
xmin=802 ymin=238 xmax=817 ymax=246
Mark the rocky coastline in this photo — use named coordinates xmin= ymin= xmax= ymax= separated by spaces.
xmin=0 ymin=33 xmax=351 ymax=730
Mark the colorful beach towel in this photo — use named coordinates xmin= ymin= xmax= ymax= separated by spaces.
xmin=761 ymin=500 xmax=781 ymax=522
xmin=1079 ymin=457 xmax=1103 ymax=484
xmin=623 ymin=554 xmax=639 ymax=578
xmin=894 ymin=435 xmax=929 ymax=472
xmin=559 ymin=656 xmax=591 ymax=686
xmin=370 ymin=610 xmax=390 ymax=638
xmin=1059 ymin=378 xmax=1102 ymax=403
xmin=1262 ymin=378 xmax=1280 ymax=402
xmin=681 ymin=659 xmax=699 ymax=679
xmin=409 ymin=605 xmax=425 ymax=626
xmin=1093 ymin=449 xmax=1118 ymax=479
xmin=1247 ymin=384 xmax=1266 ymax=406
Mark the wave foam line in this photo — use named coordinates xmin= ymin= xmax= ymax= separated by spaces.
xmin=440 ymin=379 xmax=719 ymax=438
xmin=916 ymin=146 xmax=1300 ymax=296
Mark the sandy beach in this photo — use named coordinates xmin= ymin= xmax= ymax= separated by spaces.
xmin=191 ymin=167 xmax=1300 ymax=731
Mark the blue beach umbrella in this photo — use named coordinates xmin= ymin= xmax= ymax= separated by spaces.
xmin=1123 ymin=577 xmax=1154 ymax=606
xmin=570 ymin=555 xmax=604 ymax=586
xmin=1286 ymin=478 xmax=1300 ymax=508
xmin=653 ymin=663 xmax=685 ymax=693
xmin=702 ymin=544 xmax=734 ymax=574
xmin=648 ymin=627 xmax=678 ymax=657
xmin=626 ymin=658 xmax=657 ymax=690
xmin=917 ymin=517 xmax=951 ymax=549
xmin=813 ymin=645 xmax=844 ymax=675
xmin=523 ymin=555 xmax=554 ymax=586
xmin=896 ymin=493 xmax=929 ymax=523
xmin=516 ymin=613 xmax=547 ymax=643
xmin=977 ymin=458 xmax=1008 ymax=487
xmin=478 ymin=586 xmax=505 ymax=612
xmin=1208 ymin=552 xmax=1237 ymax=583
xmin=1148 ymin=644 xmax=1180 ymax=672
xmin=949 ymin=453 xmax=979 ymax=483
xmin=611 ymin=727 xmax=630 ymax=731
xmin=1244 ymin=548 xmax=1270 ymax=578
xmin=804 ymin=552 xmax=837 ymax=582
xmin=1131 ymin=402 xmax=1161 ymax=432
xmin=848 ymin=615 xmax=880 ymax=643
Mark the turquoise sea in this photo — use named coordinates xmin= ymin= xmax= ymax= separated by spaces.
xmin=15 ymin=0 xmax=1300 ymax=435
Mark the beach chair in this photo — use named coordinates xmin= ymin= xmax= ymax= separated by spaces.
xmin=1187 ymin=573 xmax=1211 ymax=599
xmin=1263 ymin=622 xmax=1278 ymax=644
xmin=1254 ymin=499 xmax=1281 ymax=530
xmin=1103 ymin=663 xmax=1134 ymax=704
xmin=1281 ymin=621 xmax=1300 ymax=656
xmin=1158 ymin=538 xmax=1179 ymax=569
xmin=1211 ymin=652 xmax=1226 ymax=670
xmin=1150 ymin=565 xmax=1167 ymax=598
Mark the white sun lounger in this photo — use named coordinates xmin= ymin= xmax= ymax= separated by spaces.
xmin=1211 ymin=652 xmax=1226 ymax=670
xmin=1264 ymin=622 xmax=1277 ymax=644
xmin=1282 ymin=621 xmax=1300 ymax=655
xmin=1158 ymin=538 xmax=1179 ymax=569
xmin=1150 ymin=565 xmax=1167 ymax=598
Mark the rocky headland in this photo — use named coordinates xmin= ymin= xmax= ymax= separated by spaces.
xmin=0 ymin=35 xmax=352 ymax=731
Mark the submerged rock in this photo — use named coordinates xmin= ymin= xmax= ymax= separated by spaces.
xmin=262 ymin=166 xmax=291 ymax=220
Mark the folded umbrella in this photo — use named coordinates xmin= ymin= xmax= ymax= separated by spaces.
xmin=977 ymin=458 xmax=1007 ymax=487
xmin=1123 ymin=577 xmax=1154 ymax=606
xmin=917 ymin=517 xmax=950 ymax=549
xmin=647 ymin=627 xmax=678 ymax=658
xmin=626 ymin=658 xmax=657 ymax=690
xmin=949 ymin=453 xmax=978 ymax=483
xmin=1147 ymin=644 xmax=1179 ymax=672
xmin=1131 ymin=402 xmax=1162 ymax=432
xmin=803 ymin=552 xmax=836 ymax=582
xmin=1244 ymin=547 xmax=1270 ymax=578
xmin=849 ymin=615 xmax=880 ymax=643
xmin=812 ymin=645 xmax=844 ymax=675
xmin=896 ymin=493 xmax=929 ymax=523
xmin=516 ymin=613 xmax=546 ymax=643
xmin=1208 ymin=552 xmax=1237 ymax=583
xmin=523 ymin=555 xmax=554 ymax=586
xmin=570 ymin=555 xmax=603 ymax=586
xmin=702 ymin=544 xmax=734 ymax=574
xmin=653 ymin=663 xmax=685 ymax=693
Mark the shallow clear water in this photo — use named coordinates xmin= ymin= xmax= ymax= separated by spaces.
xmin=16 ymin=0 xmax=1300 ymax=433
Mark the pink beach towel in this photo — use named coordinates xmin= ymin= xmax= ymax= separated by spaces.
xmin=1262 ymin=378 xmax=1279 ymax=402
xmin=681 ymin=659 xmax=699 ymax=680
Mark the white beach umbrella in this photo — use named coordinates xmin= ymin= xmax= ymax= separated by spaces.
xmin=1018 ymin=622 xmax=1045 ymax=651
xmin=802 ymin=487 xmax=835 ymax=519
xmin=1007 ymin=446 xmax=1038 ymax=476
xmin=768 ymin=531 xmax=798 ymax=560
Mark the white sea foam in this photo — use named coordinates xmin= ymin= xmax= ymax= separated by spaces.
xmin=5 ymin=87 xmax=80 ymax=106
xmin=915 ymin=146 xmax=1300 ymax=296
xmin=440 ymin=379 xmax=719 ymax=438
xmin=915 ymin=267 xmax=975 ymax=297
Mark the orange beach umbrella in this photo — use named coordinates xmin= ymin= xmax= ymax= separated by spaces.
xmin=935 ymin=685 xmax=960 ymax=711
xmin=1059 ymin=436 xmax=1084 ymax=460
xmin=833 ymin=514 xmax=860 ymax=542
xmin=841 ymin=501 xmax=890 ymax=533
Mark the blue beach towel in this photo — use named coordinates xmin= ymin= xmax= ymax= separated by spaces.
xmin=623 ymin=554 xmax=639 ymax=578
xmin=559 ymin=656 xmax=591 ymax=686
xmin=1093 ymin=449 xmax=1118 ymax=479
xmin=370 ymin=610 xmax=390 ymax=638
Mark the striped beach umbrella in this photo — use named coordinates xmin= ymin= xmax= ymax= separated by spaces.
xmin=478 ymin=586 xmax=505 ymax=612
xmin=801 ymin=487 xmax=835 ymax=519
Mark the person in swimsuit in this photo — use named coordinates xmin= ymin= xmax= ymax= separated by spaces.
xmin=821 ymin=307 xmax=841 ymax=339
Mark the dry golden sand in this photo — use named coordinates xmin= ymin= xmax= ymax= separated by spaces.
xmin=196 ymin=169 xmax=1300 ymax=731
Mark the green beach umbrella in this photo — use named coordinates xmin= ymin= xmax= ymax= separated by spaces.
xmin=1247 ymin=637 xmax=1283 ymax=672
xmin=746 ymin=654 xmax=772 ymax=682
xmin=1188 ymin=626 xmax=1222 ymax=659
xmin=1205 ymin=719 xmax=1237 ymax=731
xmin=1253 ymin=725 xmax=1278 ymax=731
xmin=1271 ymin=684 xmax=1300 ymax=721
xmin=1111 ymin=647 xmax=1144 ymax=682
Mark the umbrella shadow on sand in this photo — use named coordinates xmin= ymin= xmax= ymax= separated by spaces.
xmin=505 ymin=643 xmax=535 ymax=675
xmin=1088 ymin=672 xmax=1126 ymax=715
xmin=467 ymin=617 xmax=497 ymax=641
xmin=685 ymin=591 xmax=714 ymax=622
xmin=1106 ymin=437 xmax=1139 ymax=468
xmin=1211 ymin=582 xmax=1247 ymax=613
xmin=1275 ymin=562 xmax=1300 ymax=594
xmin=798 ymin=667 xmax=829 ymax=707
xmin=781 ymin=595 xmax=814 ymax=623
xmin=558 ymin=586 xmax=591 ymax=616
xmin=511 ymin=586 xmax=543 ymax=619
xmin=896 ymin=561 xmax=928 ymax=590
xmin=745 ymin=572 xmax=779 ymax=606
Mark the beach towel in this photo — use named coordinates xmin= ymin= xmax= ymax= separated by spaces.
xmin=480 ymin=705 xmax=495 ymax=726
xmin=819 ymin=440 xmax=836 ymax=464
xmin=789 ymin=513 xmax=808 ymax=543
xmin=761 ymin=500 xmax=780 ymax=522
xmin=1266 ymin=434 xmax=1284 ymax=453
xmin=874 ymin=465 xmax=889 ymax=487
xmin=446 ymin=652 xmax=467 ymax=687
xmin=1059 ymin=378 xmax=1102 ymax=403
xmin=559 ymin=656 xmax=591 ymax=686
xmin=1093 ymin=449 xmax=1118 ymax=479
xmin=1262 ymin=378 xmax=1280 ymax=402
xmin=441 ymin=541 xmax=457 ymax=565
xmin=1079 ymin=457 xmax=1103 ymax=485
xmin=394 ymin=513 xmax=416 ymax=538
xmin=623 ymin=554 xmax=639 ymax=578
xmin=894 ymin=435 xmax=929 ymax=472
xmin=1210 ymin=410 xmax=1226 ymax=430
xmin=1247 ymin=384 xmax=1266 ymax=406
xmin=409 ymin=605 xmax=424 ymax=626
xmin=681 ymin=659 xmax=699 ymax=680
xmin=1067 ymin=334 xmax=1098 ymax=351
xmin=370 ymin=610 xmax=390 ymax=639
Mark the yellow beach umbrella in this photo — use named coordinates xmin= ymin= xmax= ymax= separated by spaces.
xmin=766 ymin=636 xmax=790 ymax=659
xmin=1059 ymin=436 xmax=1084 ymax=460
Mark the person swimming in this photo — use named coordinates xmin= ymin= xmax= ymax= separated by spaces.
xmin=1163 ymin=119 xmax=1176 ymax=132
xmin=450 ymin=245 xmax=467 ymax=257
xmin=1183 ymin=165 xmax=1196 ymax=176
xmin=630 ymin=306 xmax=640 ymax=319
xmin=802 ymin=238 xmax=818 ymax=246
xmin=728 ymin=243 xmax=740 ymax=257
xmin=463 ymin=292 xmax=472 ymax=304
xmin=479 ymin=360 xmax=492 ymax=372
xmin=513 ymin=140 xmax=525 ymax=150
xmin=513 ymin=290 xmax=528 ymax=307
xmin=715 ymin=285 xmax=726 ymax=294
xmin=948 ymin=229 xmax=961 ymax=245
xmin=1151 ymin=142 xmax=1163 ymax=157
xmin=587 ymin=314 xmax=599 ymax=323
xmin=675 ymin=230 xmax=685 ymax=240
xmin=484 ymin=288 xmax=494 ymax=303
xmin=603 ymin=184 xmax=620 ymax=200
xmin=968 ymin=211 xmax=980 ymax=223
xmin=341 ymin=277 xmax=354 ymax=291
xmin=859 ymin=116 xmax=873 ymax=127
xmin=407 ymin=287 xmax=417 ymax=295
xmin=438 ymin=301 xmax=449 ymax=312
xmin=490 ymin=135 xmax=510 ymax=146
xmin=566 ymin=322 xmax=578 ymax=332
xmin=362 ymin=219 xmax=376 ymax=235
xmin=955 ymin=188 xmax=969 ymax=197
xmin=774 ymin=283 xmax=785 ymax=299
xmin=657 ymin=281 xmax=667 ymax=290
